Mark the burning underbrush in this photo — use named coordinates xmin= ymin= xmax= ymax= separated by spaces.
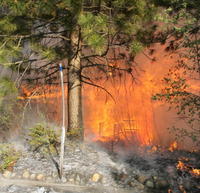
xmin=89 ymin=137 xmax=200 ymax=193
xmin=110 ymin=147 xmax=199 ymax=193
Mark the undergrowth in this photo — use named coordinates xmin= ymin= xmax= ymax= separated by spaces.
xmin=27 ymin=123 xmax=59 ymax=156
xmin=0 ymin=143 xmax=21 ymax=172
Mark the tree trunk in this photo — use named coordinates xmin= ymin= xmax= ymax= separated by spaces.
xmin=67 ymin=28 xmax=83 ymax=140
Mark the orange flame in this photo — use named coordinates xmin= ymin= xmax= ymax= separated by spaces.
xmin=191 ymin=169 xmax=200 ymax=177
xmin=177 ymin=161 xmax=200 ymax=177
xmin=168 ymin=141 xmax=178 ymax=152
xmin=177 ymin=161 xmax=188 ymax=171
xmin=18 ymin=43 xmax=200 ymax=149
xmin=18 ymin=85 xmax=63 ymax=100
xmin=83 ymin=75 xmax=157 ymax=146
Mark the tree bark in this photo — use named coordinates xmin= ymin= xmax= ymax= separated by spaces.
xmin=67 ymin=28 xmax=83 ymax=140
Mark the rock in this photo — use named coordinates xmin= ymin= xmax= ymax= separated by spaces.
xmin=36 ymin=174 xmax=45 ymax=181
xmin=155 ymin=179 xmax=169 ymax=189
xmin=68 ymin=178 xmax=75 ymax=183
xmin=3 ymin=170 xmax=11 ymax=178
xmin=30 ymin=173 xmax=36 ymax=180
xmin=129 ymin=179 xmax=145 ymax=190
xmin=137 ymin=183 xmax=145 ymax=190
xmin=32 ymin=187 xmax=46 ymax=193
xmin=152 ymin=176 xmax=158 ymax=180
xmin=137 ymin=175 xmax=149 ymax=184
xmin=166 ymin=166 xmax=177 ymax=178
xmin=52 ymin=172 xmax=58 ymax=179
xmin=46 ymin=176 xmax=53 ymax=182
xmin=80 ymin=176 xmax=88 ymax=185
xmin=22 ymin=171 xmax=30 ymax=179
xmin=75 ymin=174 xmax=81 ymax=184
xmin=145 ymin=180 xmax=154 ymax=188
xmin=182 ymin=179 xmax=193 ymax=190
xmin=61 ymin=177 xmax=67 ymax=183
xmin=91 ymin=173 xmax=102 ymax=182
xmin=11 ymin=173 xmax=16 ymax=178
xmin=135 ymin=183 xmax=145 ymax=190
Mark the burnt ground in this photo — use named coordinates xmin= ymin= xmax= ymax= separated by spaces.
xmin=95 ymin=140 xmax=200 ymax=193
xmin=125 ymin=150 xmax=200 ymax=192
xmin=0 ymin=140 xmax=200 ymax=193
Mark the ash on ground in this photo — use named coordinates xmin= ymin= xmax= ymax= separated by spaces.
xmin=0 ymin=140 xmax=200 ymax=193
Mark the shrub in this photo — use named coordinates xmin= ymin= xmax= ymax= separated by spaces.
xmin=0 ymin=77 xmax=20 ymax=140
xmin=0 ymin=143 xmax=21 ymax=172
xmin=27 ymin=123 xmax=59 ymax=155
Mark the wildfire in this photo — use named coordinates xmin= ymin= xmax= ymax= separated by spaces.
xmin=17 ymin=44 xmax=175 ymax=147
xmin=168 ymin=141 xmax=178 ymax=152
xmin=17 ymin=43 xmax=200 ymax=150
xmin=18 ymin=85 xmax=64 ymax=100
xmin=176 ymin=161 xmax=200 ymax=177
xmin=177 ymin=161 xmax=188 ymax=171
xmin=191 ymin=169 xmax=200 ymax=177
xmin=151 ymin=145 xmax=158 ymax=152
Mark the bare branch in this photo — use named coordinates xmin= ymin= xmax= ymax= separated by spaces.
xmin=81 ymin=79 xmax=116 ymax=103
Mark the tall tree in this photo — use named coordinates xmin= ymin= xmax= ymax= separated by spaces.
xmin=0 ymin=0 xmax=157 ymax=140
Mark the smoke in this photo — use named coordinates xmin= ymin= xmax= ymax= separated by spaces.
xmin=83 ymin=42 xmax=197 ymax=150
xmin=14 ymin=42 xmax=198 ymax=150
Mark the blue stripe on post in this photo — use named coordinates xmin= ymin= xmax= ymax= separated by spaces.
xmin=59 ymin=66 xmax=63 ymax=71
xmin=59 ymin=63 xmax=63 ymax=71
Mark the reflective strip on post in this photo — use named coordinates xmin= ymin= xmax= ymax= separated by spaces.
xmin=59 ymin=63 xmax=66 ymax=180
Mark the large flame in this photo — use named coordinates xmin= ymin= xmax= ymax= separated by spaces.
xmin=83 ymin=75 xmax=158 ymax=145
xmin=83 ymin=43 xmax=176 ymax=146
xmin=18 ymin=43 xmax=200 ymax=149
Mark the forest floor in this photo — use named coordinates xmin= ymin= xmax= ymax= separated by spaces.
xmin=0 ymin=140 xmax=199 ymax=193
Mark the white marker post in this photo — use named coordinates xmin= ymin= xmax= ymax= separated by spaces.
xmin=59 ymin=63 xmax=66 ymax=179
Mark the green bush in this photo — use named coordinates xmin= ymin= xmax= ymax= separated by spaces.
xmin=0 ymin=143 xmax=21 ymax=172
xmin=0 ymin=77 xmax=19 ymax=140
xmin=27 ymin=123 xmax=59 ymax=155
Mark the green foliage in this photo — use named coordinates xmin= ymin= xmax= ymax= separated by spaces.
xmin=57 ymin=0 xmax=71 ymax=9
xmin=0 ymin=0 xmax=159 ymax=140
xmin=27 ymin=123 xmax=59 ymax=155
xmin=78 ymin=13 xmax=108 ymax=54
xmin=0 ymin=77 xmax=17 ymax=104
xmin=0 ymin=0 xmax=158 ymax=66
xmin=152 ymin=0 xmax=200 ymax=145
xmin=130 ymin=41 xmax=143 ymax=55
xmin=0 ymin=17 xmax=17 ymax=33
xmin=30 ymin=43 xmax=57 ymax=61
xmin=152 ymin=73 xmax=200 ymax=145
xmin=112 ymin=1 xmax=155 ymax=37
xmin=0 ymin=77 xmax=19 ymax=136
xmin=0 ymin=143 xmax=21 ymax=172
xmin=0 ymin=39 xmax=22 ymax=65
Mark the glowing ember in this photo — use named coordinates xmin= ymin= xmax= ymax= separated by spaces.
xmin=168 ymin=189 xmax=172 ymax=193
xmin=168 ymin=141 xmax=178 ymax=152
xmin=191 ymin=169 xmax=200 ymax=177
xmin=176 ymin=161 xmax=188 ymax=171
xmin=151 ymin=145 xmax=158 ymax=152
xmin=176 ymin=161 xmax=200 ymax=177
